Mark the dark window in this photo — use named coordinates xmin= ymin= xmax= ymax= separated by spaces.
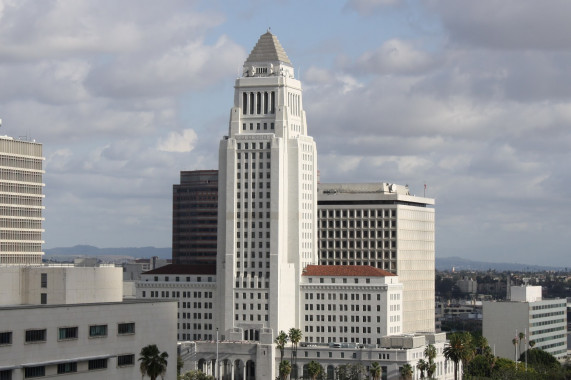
xmin=57 ymin=363 xmax=77 ymax=374
xmin=88 ymin=359 xmax=108 ymax=370
xmin=58 ymin=327 xmax=78 ymax=340
xmin=89 ymin=325 xmax=107 ymax=337
xmin=0 ymin=332 xmax=12 ymax=345
xmin=117 ymin=354 xmax=135 ymax=366
xmin=118 ymin=323 xmax=135 ymax=335
xmin=25 ymin=329 xmax=46 ymax=343
xmin=40 ymin=293 xmax=47 ymax=305
xmin=0 ymin=369 xmax=12 ymax=380
xmin=40 ymin=273 xmax=47 ymax=288
xmin=24 ymin=366 xmax=45 ymax=378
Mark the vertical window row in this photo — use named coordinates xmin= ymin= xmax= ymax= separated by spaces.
xmin=242 ymin=92 xmax=276 ymax=115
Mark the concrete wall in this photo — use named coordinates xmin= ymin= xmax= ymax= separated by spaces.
xmin=0 ymin=300 xmax=177 ymax=380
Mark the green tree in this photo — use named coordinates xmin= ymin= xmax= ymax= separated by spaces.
xmin=288 ymin=327 xmax=302 ymax=377
xmin=139 ymin=344 xmax=169 ymax=380
xmin=178 ymin=370 xmax=215 ymax=380
xmin=399 ymin=364 xmax=413 ymax=380
xmin=519 ymin=348 xmax=561 ymax=374
xmin=307 ymin=361 xmax=322 ymax=380
xmin=370 ymin=362 xmax=381 ymax=380
xmin=275 ymin=330 xmax=289 ymax=364
xmin=518 ymin=332 xmax=525 ymax=361
xmin=177 ymin=356 xmax=184 ymax=377
xmin=416 ymin=359 xmax=428 ymax=378
xmin=444 ymin=333 xmax=472 ymax=380
xmin=335 ymin=364 xmax=364 ymax=380
xmin=279 ymin=360 xmax=292 ymax=380
xmin=512 ymin=338 xmax=519 ymax=362
xmin=424 ymin=344 xmax=437 ymax=378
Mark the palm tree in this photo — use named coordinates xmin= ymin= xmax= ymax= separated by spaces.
xmin=279 ymin=360 xmax=292 ymax=380
xmin=370 ymin=362 xmax=381 ymax=380
xmin=275 ymin=330 xmax=289 ymax=364
xmin=399 ymin=364 xmax=413 ymax=380
xmin=288 ymin=328 xmax=302 ymax=378
xmin=518 ymin=332 xmax=525 ymax=359
xmin=424 ymin=344 xmax=437 ymax=378
xmin=306 ymin=360 xmax=322 ymax=380
xmin=529 ymin=340 xmax=536 ymax=349
xmin=139 ymin=344 xmax=169 ymax=380
xmin=416 ymin=359 xmax=428 ymax=378
xmin=443 ymin=333 xmax=470 ymax=380
xmin=512 ymin=338 xmax=518 ymax=362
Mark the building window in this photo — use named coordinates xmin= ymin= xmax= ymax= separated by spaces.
xmin=25 ymin=329 xmax=46 ymax=343
xmin=0 ymin=332 xmax=12 ymax=345
xmin=118 ymin=323 xmax=135 ymax=335
xmin=40 ymin=293 xmax=47 ymax=305
xmin=117 ymin=354 xmax=135 ymax=367
xmin=58 ymin=327 xmax=78 ymax=340
xmin=88 ymin=359 xmax=108 ymax=370
xmin=24 ymin=366 xmax=45 ymax=378
xmin=89 ymin=325 xmax=108 ymax=338
xmin=57 ymin=362 xmax=77 ymax=374
xmin=0 ymin=370 xmax=12 ymax=380
xmin=40 ymin=273 xmax=47 ymax=288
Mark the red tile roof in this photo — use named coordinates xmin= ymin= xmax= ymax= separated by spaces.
xmin=143 ymin=264 xmax=216 ymax=275
xmin=302 ymin=265 xmax=395 ymax=277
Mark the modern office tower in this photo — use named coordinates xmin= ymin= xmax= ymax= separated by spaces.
xmin=317 ymin=182 xmax=435 ymax=333
xmin=172 ymin=170 xmax=218 ymax=265
xmin=217 ymin=31 xmax=318 ymax=339
xmin=483 ymin=285 xmax=568 ymax=360
xmin=0 ymin=135 xmax=45 ymax=265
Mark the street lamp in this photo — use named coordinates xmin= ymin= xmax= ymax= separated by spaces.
xmin=216 ymin=328 xmax=219 ymax=380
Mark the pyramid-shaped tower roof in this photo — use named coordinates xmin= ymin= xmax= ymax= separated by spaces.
xmin=245 ymin=31 xmax=292 ymax=66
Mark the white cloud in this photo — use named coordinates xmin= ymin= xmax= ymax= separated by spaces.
xmin=158 ymin=129 xmax=198 ymax=153
xmin=353 ymin=39 xmax=436 ymax=75
xmin=345 ymin=0 xmax=402 ymax=14
xmin=427 ymin=0 xmax=571 ymax=50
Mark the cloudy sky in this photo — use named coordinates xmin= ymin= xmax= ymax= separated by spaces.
xmin=1 ymin=0 xmax=570 ymax=266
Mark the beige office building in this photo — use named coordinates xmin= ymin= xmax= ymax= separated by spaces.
xmin=317 ymin=183 xmax=435 ymax=333
xmin=0 ymin=135 xmax=45 ymax=265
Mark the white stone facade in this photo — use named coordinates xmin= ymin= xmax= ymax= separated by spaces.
xmin=182 ymin=332 xmax=456 ymax=380
xmin=299 ymin=265 xmax=403 ymax=345
xmin=136 ymin=266 xmax=218 ymax=341
xmin=217 ymin=32 xmax=318 ymax=339
xmin=317 ymin=183 xmax=435 ymax=333
xmin=0 ymin=136 xmax=45 ymax=265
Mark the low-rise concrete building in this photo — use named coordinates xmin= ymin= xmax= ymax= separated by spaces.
xmin=483 ymin=285 xmax=567 ymax=360
xmin=0 ymin=265 xmax=177 ymax=380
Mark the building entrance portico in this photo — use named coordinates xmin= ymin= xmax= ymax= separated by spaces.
xmin=180 ymin=340 xmax=273 ymax=380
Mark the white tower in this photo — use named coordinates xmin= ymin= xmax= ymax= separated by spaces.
xmin=217 ymin=31 xmax=318 ymax=340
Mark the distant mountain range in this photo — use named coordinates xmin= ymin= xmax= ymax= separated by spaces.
xmin=435 ymin=256 xmax=567 ymax=272
xmin=44 ymin=246 xmax=566 ymax=271
xmin=44 ymin=245 xmax=171 ymax=260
